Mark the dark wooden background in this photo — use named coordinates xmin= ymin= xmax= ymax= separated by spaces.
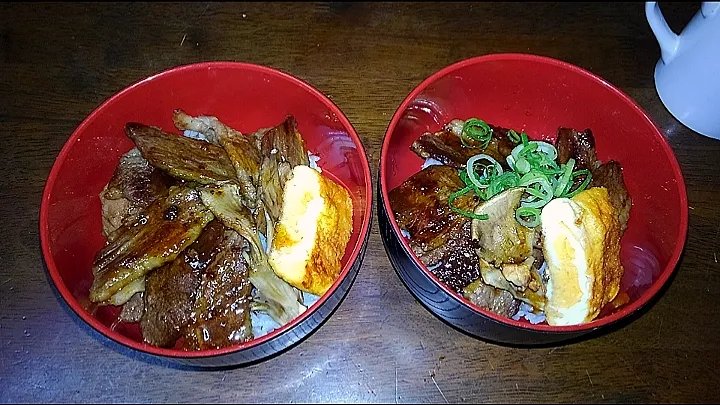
xmin=1 ymin=2 xmax=718 ymax=403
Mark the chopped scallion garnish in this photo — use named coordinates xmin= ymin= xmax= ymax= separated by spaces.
xmin=461 ymin=118 xmax=494 ymax=149
xmin=448 ymin=118 xmax=594 ymax=227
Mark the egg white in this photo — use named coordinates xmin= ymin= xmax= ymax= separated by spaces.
xmin=540 ymin=198 xmax=593 ymax=326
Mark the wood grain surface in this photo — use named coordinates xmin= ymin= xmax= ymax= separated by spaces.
xmin=1 ymin=2 xmax=718 ymax=403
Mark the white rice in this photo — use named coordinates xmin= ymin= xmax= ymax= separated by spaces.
xmin=250 ymin=312 xmax=277 ymax=338
xmin=512 ymin=302 xmax=547 ymax=325
xmin=538 ymin=261 xmax=549 ymax=283
xmin=421 ymin=157 xmax=444 ymax=170
xmin=308 ymin=151 xmax=322 ymax=173
xmin=183 ymin=129 xmax=207 ymax=141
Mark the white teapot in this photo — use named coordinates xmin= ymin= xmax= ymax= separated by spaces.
xmin=646 ymin=2 xmax=720 ymax=140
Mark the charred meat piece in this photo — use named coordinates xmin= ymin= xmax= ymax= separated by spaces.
xmin=172 ymin=109 xmax=262 ymax=209
xmin=590 ymin=161 xmax=632 ymax=232
xmin=125 ymin=123 xmax=237 ymax=185
xmin=483 ymin=126 xmax=517 ymax=166
xmin=554 ymin=127 xmax=631 ymax=231
xmin=555 ymin=127 xmax=602 ymax=171
xmin=139 ymin=220 xmax=226 ymax=348
xmin=389 ymin=165 xmax=478 ymax=256
xmin=257 ymin=116 xmax=309 ymax=224
xmin=410 ymin=127 xmax=476 ymax=169
xmin=184 ymin=230 xmax=254 ymax=350
xmin=89 ymin=187 xmax=214 ymax=303
xmin=463 ymin=280 xmax=520 ymax=318
xmin=422 ymin=221 xmax=484 ymax=292
xmin=118 ymin=292 xmax=145 ymax=323
xmin=409 ymin=121 xmax=516 ymax=168
xmin=99 ymin=149 xmax=176 ymax=306
xmin=100 ymin=148 xmax=175 ymax=239
xmin=389 ymin=165 xmax=521 ymax=316
xmin=103 ymin=149 xmax=174 ymax=205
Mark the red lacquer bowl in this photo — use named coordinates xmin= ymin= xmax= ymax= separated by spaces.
xmin=379 ymin=54 xmax=688 ymax=345
xmin=40 ymin=62 xmax=373 ymax=366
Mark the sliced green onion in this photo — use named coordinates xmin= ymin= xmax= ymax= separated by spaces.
xmin=451 ymin=119 xmax=599 ymax=225
xmin=519 ymin=175 xmax=554 ymax=209
xmin=523 ymin=185 xmax=546 ymax=200
xmin=516 ymin=206 xmax=542 ymax=228
xmin=507 ymin=129 xmax=522 ymax=144
xmin=462 ymin=118 xmax=493 ymax=149
xmin=506 ymin=155 xmax=517 ymax=172
xmin=538 ymin=166 xmax=562 ymax=176
xmin=518 ymin=171 xmax=548 ymax=185
xmin=525 ymin=153 xmax=544 ymax=168
xmin=546 ymin=159 xmax=561 ymax=171
xmin=487 ymin=172 xmax=520 ymax=199
xmin=466 ymin=154 xmax=502 ymax=191
xmin=510 ymin=143 xmax=524 ymax=161
xmin=448 ymin=186 xmax=488 ymax=220
xmin=563 ymin=169 xmax=592 ymax=198
xmin=518 ymin=142 xmax=538 ymax=157
xmin=515 ymin=157 xmax=531 ymax=174
xmin=459 ymin=169 xmax=487 ymax=199
xmin=554 ymin=158 xmax=575 ymax=197
xmin=533 ymin=141 xmax=558 ymax=161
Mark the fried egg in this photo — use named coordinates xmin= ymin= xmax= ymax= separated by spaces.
xmin=268 ymin=165 xmax=354 ymax=296
xmin=540 ymin=187 xmax=625 ymax=326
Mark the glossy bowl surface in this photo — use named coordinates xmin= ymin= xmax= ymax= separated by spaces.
xmin=379 ymin=53 xmax=688 ymax=345
xmin=40 ymin=61 xmax=373 ymax=366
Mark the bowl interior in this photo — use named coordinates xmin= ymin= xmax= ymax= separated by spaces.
xmin=41 ymin=62 xmax=372 ymax=357
xmin=381 ymin=54 xmax=687 ymax=331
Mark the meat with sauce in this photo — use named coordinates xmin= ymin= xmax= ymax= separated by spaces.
xmin=589 ymin=161 xmax=632 ymax=232
xmin=100 ymin=148 xmax=175 ymax=240
xmin=409 ymin=120 xmax=516 ymax=168
xmin=183 ymin=229 xmax=254 ymax=350
xmin=199 ymin=182 xmax=307 ymax=326
xmin=257 ymin=116 xmax=310 ymax=225
xmin=89 ymin=186 xmax=214 ymax=303
xmin=125 ymin=122 xmax=238 ymax=185
xmin=117 ymin=292 xmax=145 ymax=323
xmin=463 ymin=279 xmax=520 ymax=318
xmin=388 ymin=165 xmax=520 ymax=316
xmin=140 ymin=220 xmax=226 ymax=348
xmin=555 ymin=127 xmax=602 ymax=172
xmin=99 ymin=148 xmax=178 ymax=308
xmin=172 ymin=109 xmax=262 ymax=209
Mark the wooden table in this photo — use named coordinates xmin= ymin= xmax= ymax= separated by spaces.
xmin=2 ymin=2 xmax=718 ymax=403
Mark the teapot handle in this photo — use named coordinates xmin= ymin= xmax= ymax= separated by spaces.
xmin=646 ymin=2 xmax=680 ymax=64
